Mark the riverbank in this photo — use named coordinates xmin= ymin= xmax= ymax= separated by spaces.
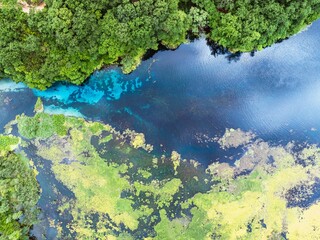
xmin=0 ymin=0 xmax=319 ymax=89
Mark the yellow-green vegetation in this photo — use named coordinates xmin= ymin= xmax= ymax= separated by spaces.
xmin=176 ymin=140 xmax=320 ymax=240
xmin=99 ymin=134 xmax=113 ymax=144
xmin=0 ymin=135 xmax=39 ymax=240
xmin=124 ymin=129 xmax=153 ymax=152
xmin=17 ymin=112 xmax=67 ymax=139
xmin=134 ymin=178 xmax=182 ymax=208
xmin=170 ymin=151 xmax=181 ymax=175
xmin=13 ymin=113 xmax=320 ymax=239
xmin=131 ymin=133 xmax=145 ymax=149
xmin=0 ymin=134 xmax=19 ymax=155
xmin=33 ymin=97 xmax=43 ymax=113
xmin=16 ymin=112 xmax=206 ymax=239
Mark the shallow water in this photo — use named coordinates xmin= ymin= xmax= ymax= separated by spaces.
xmin=1 ymin=20 xmax=320 ymax=165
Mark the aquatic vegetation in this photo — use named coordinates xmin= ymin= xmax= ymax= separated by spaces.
xmin=218 ymin=128 xmax=255 ymax=149
xmin=123 ymin=129 xmax=153 ymax=152
xmin=9 ymin=111 xmax=320 ymax=239
xmin=170 ymin=151 xmax=181 ymax=175
xmin=193 ymin=131 xmax=320 ymax=239
xmin=16 ymin=111 xmax=210 ymax=238
xmin=17 ymin=113 xmax=67 ymax=139
xmin=0 ymin=134 xmax=19 ymax=154
xmin=33 ymin=97 xmax=43 ymax=113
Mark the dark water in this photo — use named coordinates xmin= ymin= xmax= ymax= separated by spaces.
xmin=1 ymin=20 xmax=320 ymax=165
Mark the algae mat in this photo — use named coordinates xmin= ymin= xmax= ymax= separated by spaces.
xmin=2 ymin=101 xmax=320 ymax=239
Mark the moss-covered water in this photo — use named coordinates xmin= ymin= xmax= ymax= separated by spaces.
xmin=2 ymin=107 xmax=320 ymax=239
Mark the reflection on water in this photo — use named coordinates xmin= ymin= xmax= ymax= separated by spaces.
xmin=1 ymin=20 xmax=320 ymax=164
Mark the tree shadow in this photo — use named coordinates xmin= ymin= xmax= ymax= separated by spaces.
xmin=206 ymin=39 xmax=256 ymax=62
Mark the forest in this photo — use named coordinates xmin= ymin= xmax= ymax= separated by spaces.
xmin=0 ymin=0 xmax=319 ymax=89
xmin=0 ymin=135 xmax=39 ymax=239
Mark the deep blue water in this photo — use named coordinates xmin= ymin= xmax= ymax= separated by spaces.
xmin=1 ymin=20 xmax=320 ymax=164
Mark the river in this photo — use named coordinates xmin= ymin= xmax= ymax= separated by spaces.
xmin=1 ymin=20 xmax=320 ymax=165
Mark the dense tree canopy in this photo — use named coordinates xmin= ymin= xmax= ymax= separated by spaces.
xmin=0 ymin=0 xmax=319 ymax=89
xmin=0 ymin=135 xmax=39 ymax=239
xmin=208 ymin=0 xmax=320 ymax=51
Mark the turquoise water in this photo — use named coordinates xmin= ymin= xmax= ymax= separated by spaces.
xmin=1 ymin=20 xmax=320 ymax=164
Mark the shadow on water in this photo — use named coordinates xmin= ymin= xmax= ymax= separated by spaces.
xmin=205 ymin=39 xmax=257 ymax=62
xmin=141 ymin=44 xmax=175 ymax=61
xmin=144 ymin=35 xmax=251 ymax=64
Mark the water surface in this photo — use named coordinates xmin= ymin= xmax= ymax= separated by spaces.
xmin=1 ymin=21 xmax=320 ymax=164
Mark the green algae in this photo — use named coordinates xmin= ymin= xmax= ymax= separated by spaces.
xmin=10 ymin=114 xmax=320 ymax=239
xmin=187 ymin=134 xmax=320 ymax=240
xmin=14 ymin=112 xmax=211 ymax=239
